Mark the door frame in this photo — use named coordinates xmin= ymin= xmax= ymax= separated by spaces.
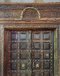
xmin=3 ymin=27 xmax=56 ymax=76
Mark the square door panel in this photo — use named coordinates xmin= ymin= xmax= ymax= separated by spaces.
xmin=32 ymin=70 xmax=41 ymax=76
xmin=32 ymin=42 xmax=40 ymax=50
xmin=32 ymin=32 xmax=40 ymax=39
xmin=20 ymin=70 xmax=31 ymax=76
xmin=20 ymin=51 xmax=31 ymax=59
xmin=11 ymin=31 xmax=18 ymax=41
xmin=43 ymin=32 xmax=50 ymax=40
xmin=43 ymin=61 xmax=50 ymax=69
xmin=10 ymin=53 xmax=17 ymax=60
xmin=32 ymin=51 xmax=41 ymax=59
xmin=11 ymin=72 xmax=17 ymax=76
xmin=20 ymin=62 xmax=27 ymax=70
xmin=11 ymin=62 xmax=17 ymax=70
xmin=44 ymin=71 xmax=50 ymax=76
xmin=19 ymin=32 xmax=27 ymax=40
xmin=20 ymin=42 xmax=27 ymax=50
xmin=20 ymin=71 xmax=27 ymax=76
xmin=44 ymin=52 xmax=50 ymax=59
xmin=20 ymin=60 xmax=31 ymax=70
xmin=32 ymin=60 xmax=41 ymax=69
xmin=11 ymin=42 xmax=18 ymax=50
xmin=43 ymin=42 xmax=50 ymax=50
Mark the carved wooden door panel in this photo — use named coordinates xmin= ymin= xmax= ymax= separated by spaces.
xmin=4 ymin=30 xmax=54 ymax=76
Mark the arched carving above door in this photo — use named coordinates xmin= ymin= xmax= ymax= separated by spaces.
xmin=21 ymin=7 xmax=40 ymax=20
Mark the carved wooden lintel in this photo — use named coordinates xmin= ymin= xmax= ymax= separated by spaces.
xmin=0 ymin=18 xmax=60 ymax=24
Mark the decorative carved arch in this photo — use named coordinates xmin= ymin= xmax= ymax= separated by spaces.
xmin=21 ymin=7 xmax=40 ymax=20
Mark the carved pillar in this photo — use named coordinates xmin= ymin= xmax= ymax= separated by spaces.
xmin=0 ymin=25 xmax=4 ymax=76
xmin=58 ymin=25 xmax=60 ymax=76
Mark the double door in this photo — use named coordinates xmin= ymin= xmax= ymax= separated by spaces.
xmin=4 ymin=30 xmax=54 ymax=76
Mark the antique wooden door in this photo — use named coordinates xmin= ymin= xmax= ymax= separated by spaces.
xmin=4 ymin=29 xmax=54 ymax=76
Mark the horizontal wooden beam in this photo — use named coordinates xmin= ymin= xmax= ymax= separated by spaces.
xmin=0 ymin=18 xmax=60 ymax=24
